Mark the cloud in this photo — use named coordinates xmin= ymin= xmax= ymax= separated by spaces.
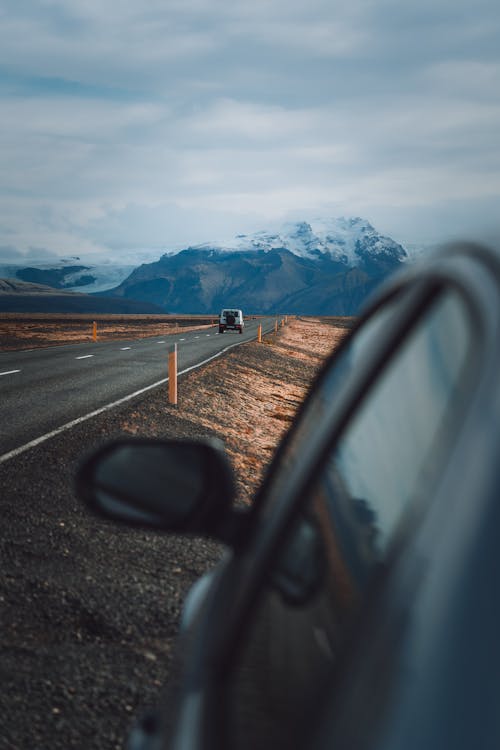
xmin=184 ymin=99 xmax=326 ymax=143
xmin=0 ymin=245 xmax=24 ymax=261
xmin=0 ymin=0 xmax=499 ymax=257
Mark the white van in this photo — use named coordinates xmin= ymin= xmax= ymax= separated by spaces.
xmin=219 ymin=309 xmax=244 ymax=334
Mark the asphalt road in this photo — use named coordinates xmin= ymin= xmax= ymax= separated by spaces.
xmin=0 ymin=317 xmax=275 ymax=460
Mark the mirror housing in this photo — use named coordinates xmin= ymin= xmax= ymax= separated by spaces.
xmin=75 ymin=438 xmax=247 ymax=546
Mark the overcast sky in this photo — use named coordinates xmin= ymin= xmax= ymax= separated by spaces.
xmin=0 ymin=0 xmax=499 ymax=262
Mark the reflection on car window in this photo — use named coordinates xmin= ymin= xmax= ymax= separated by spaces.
xmin=324 ymin=290 xmax=472 ymax=588
xmin=227 ymin=289 xmax=474 ymax=750
xmin=255 ymin=295 xmax=403 ymax=523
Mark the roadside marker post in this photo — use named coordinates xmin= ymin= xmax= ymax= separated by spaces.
xmin=92 ymin=321 xmax=97 ymax=342
xmin=168 ymin=343 xmax=178 ymax=405
xmin=257 ymin=324 xmax=262 ymax=343
xmin=274 ymin=319 xmax=278 ymax=334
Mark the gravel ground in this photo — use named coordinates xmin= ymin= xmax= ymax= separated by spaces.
xmin=0 ymin=319 xmax=349 ymax=750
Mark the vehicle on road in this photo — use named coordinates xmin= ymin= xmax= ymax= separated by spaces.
xmin=219 ymin=308 xmax=244 ymax=334
xmin=77 ymin=241 xmax=500 ymax=750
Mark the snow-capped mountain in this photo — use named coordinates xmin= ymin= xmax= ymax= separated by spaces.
xmin=107 ymin=217 xmax=408 ymax=315
xmin=192 ymin=217 xmax=407 ymax=267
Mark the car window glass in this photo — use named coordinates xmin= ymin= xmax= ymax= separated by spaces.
xmin=226 ymin=288 xmax=475 ymax=750
xmin=254 ymin=295 xmax=403 ymax=524
xmin=330 ymin=290 xmax=471 ymax=576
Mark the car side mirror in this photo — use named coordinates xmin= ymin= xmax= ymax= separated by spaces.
xmin=75 ymin=438 xmax=247 ymax=546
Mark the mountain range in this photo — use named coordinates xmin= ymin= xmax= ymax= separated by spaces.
xmin=105 ymin=217 xmax=408 ymax=315
xmin=0 ymin=217 xmax=408 ymax=315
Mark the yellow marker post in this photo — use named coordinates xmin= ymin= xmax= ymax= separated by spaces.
xmin=257 ymin=324 xmax=262 ymax=343
xmin=92 ymin=321 xmax=97 ymax=342
xmin=168 ymin=343 xmax=178 ymax=405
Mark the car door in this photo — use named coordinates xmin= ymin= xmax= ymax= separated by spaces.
xmin=192 ymin=244 xmax=499 ymax=750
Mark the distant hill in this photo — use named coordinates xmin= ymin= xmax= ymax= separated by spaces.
xmin=0 ymin=278 xmax=165 ymax=314
xmin=0 ymin=261 xmax=139 ymax=295
xmin=14 ymin=265 xmax=96 ymax=289
xmin=0 ymin=278 xmax=75 ymax=295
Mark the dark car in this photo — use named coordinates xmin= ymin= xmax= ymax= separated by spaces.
xmin=76 ymin=241 xmax=500 ymax=750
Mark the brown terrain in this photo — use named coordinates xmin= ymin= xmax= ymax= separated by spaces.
xmin=0 ymin=314 xmax=216 ymax=351
xmin=0 ymin=316 xmax=351 ymax=749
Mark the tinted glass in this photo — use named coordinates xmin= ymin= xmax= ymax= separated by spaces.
xmin=326 ymin=290 xmax=472 ymax=585
xmin=226 ymin=289 xmax=474 ymax=750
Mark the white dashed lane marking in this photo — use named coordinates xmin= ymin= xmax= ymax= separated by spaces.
xmin=0 ymin=370 xmax=21 ymax=377
xmin=0 ymin=332 xmax=258 ymax=466
xmin=120 ymin=347 xmax=132 ymax=350
xmin=76 ymin=355 xmax=94 ymax=360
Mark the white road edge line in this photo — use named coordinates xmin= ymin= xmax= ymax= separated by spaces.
xmin=0 ymin=369 xmax=21 ymax=377
xmin=0 ymin=338 xmax=250 ymax=465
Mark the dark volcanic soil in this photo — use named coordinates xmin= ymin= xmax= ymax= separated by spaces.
xmin=0 ymin=319 xmax=347 ymax=750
